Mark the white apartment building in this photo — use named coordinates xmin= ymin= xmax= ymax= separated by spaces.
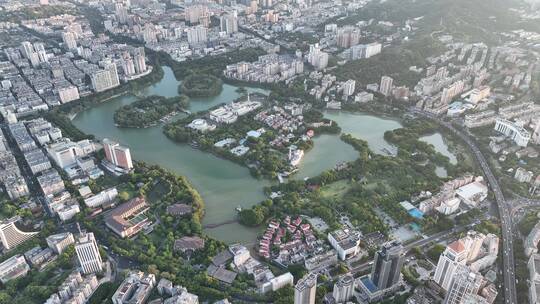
xmin=434 ymin=240 xmax=468 ymax=291
xmin=333 ymin=274 xmax=354 ymax=303
xmin=380 ymin=76 xmax=394 ymax=96
xmin=341 ymin=80 xmax=356 ymax=96
xmin=464 ymin=110 xmax=497 ymax=128
xmin=37 ymin=169 xmax=65 ymax=197
xmin=515 ymin=167 xmax=534 ymax=183
xmin=62 ymin=31 xmax=77 ymax=49
xmin=307 ymin=44 xmax=329 ymax=70
xmin=443 ymin=266 xmax=483 ymax=304
xmin=525 ymin=222 xmax=540 ymax=257
xmin=24 ymin=148 xmax=52 ymax=174
xmin=350 ymin=42 xmax=382 ymax=60
xmin=220 ymin=12 xmax=238 ymax=34
xmin=91 ymin=63 xmax=120 ymax=93
xmin=532 ymin=119 xmax=540 ymax=145
xmin=57 ymin=85 xmax=80 ymax=104
xmin=57 ymin=203 xmax=81 ymax=222
xmin=187 ymin=26 xmax=208 ymax=45
xmin=260 ymin=272 xmax=294 ymax=293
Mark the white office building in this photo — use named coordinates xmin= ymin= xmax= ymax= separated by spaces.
xmin=528 ymin=253 xmax=540 ymax=304
xmin=494 ymin=118 xmax=531 ymax=147
xmin=46 ymin=232 xmax=75 ymax=254
xmin=75 ymin=232 xmax=103 ymax=274
xmin=46 ymin=139 xmax=93 ymax=169
xmin=328 ymin=229 xmax=361 ymax=260
xmin=436 ymin=197 xmax=461 ymax=215
xmin=84 ymin=187 xmax=118 ymax=208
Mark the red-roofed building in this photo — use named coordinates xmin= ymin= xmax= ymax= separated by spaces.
xmin=448 ymin=240 xmax=466 ymax=254
xmin=174 ymin=236 xmax=205 ymax=253
xmin=105 ymin=197 xmax=150 ymax=238
xmin=166 ymin=204 xmax=192 ymax=216
xmin=300 ymin=224 xmax=311 ymax=231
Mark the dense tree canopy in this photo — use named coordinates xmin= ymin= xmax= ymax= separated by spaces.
xmin=114 ymin=95 xmax=189 ymax=128
xmin=180 ymin=74 xmax=223 ymax=98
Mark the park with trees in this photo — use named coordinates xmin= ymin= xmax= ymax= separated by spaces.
xmin=237 ymin=116 xmax=475 ymax=244
xmin=72 ymin=161 xmax=299 ymax=302
xmin=114 ymin=95 xmax=189 ymax=128
xmin=179 ymin=74 xmax=223 ymax=98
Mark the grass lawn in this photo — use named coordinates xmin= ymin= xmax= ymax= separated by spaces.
xmin=319 ymin=180 xmax=353 ymax=200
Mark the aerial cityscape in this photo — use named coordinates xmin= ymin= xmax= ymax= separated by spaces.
xmin=0 ymin=0 xmax=539 ymax=303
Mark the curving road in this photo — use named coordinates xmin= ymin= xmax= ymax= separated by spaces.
xmin=411 ymin=109 xmax=517 ymax=304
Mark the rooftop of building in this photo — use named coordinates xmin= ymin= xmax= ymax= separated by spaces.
xmin=207 ymin=264 xmax=237 ymax=284
xmin=360 ymin=276 xmax=378 ymax=293
xmin=448 ymin=240 xmax=466 ymax=253
xmin=166 ymin=203 xmax=192 ymax=215
xmin=105 ymin=197 xmax=149 ymax=233
xmin=174 ymin=236 xmax=205 ymax=252
xmin=212 ymin=249 xmax=233 ymax=267
xmin=46 ymin=232 xmax=73 ymax=243
xmin=295 ymin=272 xmax=317 ymax=292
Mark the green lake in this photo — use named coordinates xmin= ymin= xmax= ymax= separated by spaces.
xmin=73 ymin=66 xmax=407 ymax=244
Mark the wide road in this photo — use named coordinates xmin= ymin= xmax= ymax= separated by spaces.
xmin=412 ymin=109 xmax=517 ymax=304
xmin=348 ymin=224 xmax=470 ymax=275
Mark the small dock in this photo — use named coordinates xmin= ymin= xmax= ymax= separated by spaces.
xmin=203 ymin=219 xmax=239 ymax=229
